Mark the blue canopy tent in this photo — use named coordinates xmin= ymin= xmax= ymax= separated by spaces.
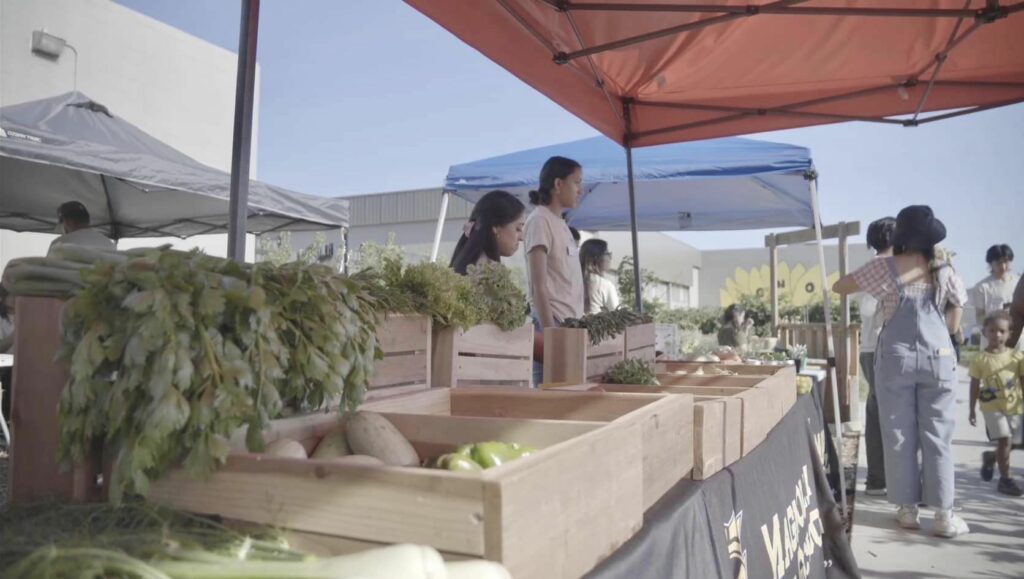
xmin=433 ymin=136 xmax=817 ymax=310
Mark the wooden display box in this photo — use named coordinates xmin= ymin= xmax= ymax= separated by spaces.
xmin=624 ymin=323 xmax=657 ymax=362
xmin=147 ymin=411 xmax=644 ymax=579
xmin=543 ymin=327 xmax=624 ymax=384
xmin=432 ymin=322 xmax=534 ymax=388
xmin=7 ymin=297 xmax=101 ymax=504
xmin=656 ymin=361 xmax=782 ymax=376
xmin=368 ymin=314 xmax=432 ymax=399
xmin=364 ymin=386 xmax=693 ymax=510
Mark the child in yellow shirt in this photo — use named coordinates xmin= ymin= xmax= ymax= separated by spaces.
xmin=969 ymin=311 xmax=1024 ymax=496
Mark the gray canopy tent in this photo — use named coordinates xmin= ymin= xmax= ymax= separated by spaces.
xmin=0 ymin=91 xmax=348 ymax=239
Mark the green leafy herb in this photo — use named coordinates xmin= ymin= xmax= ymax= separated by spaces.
xmin=57 ymin=248 xmax=381 ymax=503
xmin=561 ymin=307 xmax=653 ymax=346
xmin=466 ymin=261 xmax=528 ymax=331
xmin=604 ymin=358 xmax=660 ymax=386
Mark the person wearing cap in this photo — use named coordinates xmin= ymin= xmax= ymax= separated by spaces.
xmin=834 ymin=205 xmax=969 ymax=538
xmin=47 ymin=201 xmax=116 ymax=256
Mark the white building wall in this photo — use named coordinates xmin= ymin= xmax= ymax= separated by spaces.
xmin=1 ymin=0 xmax=259 ymax=268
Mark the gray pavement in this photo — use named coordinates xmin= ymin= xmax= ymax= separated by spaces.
xmin=852 ymin=367 xmax=1024 ymax=578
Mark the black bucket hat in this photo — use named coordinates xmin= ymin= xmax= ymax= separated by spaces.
xmin=893 ymin=205 xmax=946 ymax=250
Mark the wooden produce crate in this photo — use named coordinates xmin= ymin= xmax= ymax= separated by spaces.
xmin=8 ymin=297 xmax=101 ymax=504
xmin=623 ymin=323 xmax=657 ymax=363
xmin=655 ymin=361 xmax=782 ymax=376
xmin=543 ymin=327 xmax=624 ymax=384
xmin=552 ymin=382 xmax=724 ymax=481
xmin=147 ymin=412 xmax=644 ymax=579
xmin=368 ymin=314 xmax=432 ymax=399
xmin=365 ymin=386 xmax=693 ymax=510
xmin=432 ymin=322 xmax=534 ymax=388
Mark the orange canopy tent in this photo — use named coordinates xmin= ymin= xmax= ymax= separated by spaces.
xmin=401 ymin=0 xmax=1024 ymax=515
xmin=405 ymin=0 xmax=1024 ymax=146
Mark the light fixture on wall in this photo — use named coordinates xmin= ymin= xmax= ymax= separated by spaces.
xmin=31 ymin=30 xmax=67 ymax=58
xmin=31 ymin=29 xmax=79 ymax=90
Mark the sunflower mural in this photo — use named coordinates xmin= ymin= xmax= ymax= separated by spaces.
xmin=720 ymin=263 xmax=839 ymax=307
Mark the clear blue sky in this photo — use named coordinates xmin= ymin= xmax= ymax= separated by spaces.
xmin=116 ymin=0 xmax=1022 ymax=286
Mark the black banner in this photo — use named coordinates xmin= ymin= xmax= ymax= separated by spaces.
xmin=587 ymin=384 xmax=860 ymax=579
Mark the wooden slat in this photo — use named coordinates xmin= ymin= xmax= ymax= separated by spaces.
xmin=377 ymin=315 xmax=430 ymax=354
xmin=363 ymin=388 xmax=452 ymax=415
xmin=543 ymin=328 xmax=588 ymax=385
xmin=767 ymin=221 xmax=860 ymax=246
xmin=363 ymin=382 xmax=432 ymax=402
xmin=148 ymin=462 xmax=489 ymax=555
xmin=624 ymin=323 xmax=657 ymax=354
xmin=456 ymin=355 xmax=533 ymax=384
xmin=736 ymin=388 xmax=771 ymax=456
xmin=656 ymin=374 xmax=763 ymax=387
xmin=586 ymin=353 xmax=624 ymax=381
xmin=456 ymin=323 xmax=533 ymax=357
xmin=720 ymin=397 xmax=743 ymax=467
xmin=589 ymin=333 xmax=625 ymax=357
xmin=693 ymin=401 xmax=724 ymax=480
xmin=9 ymin=297 xmax=100 ymax=503
xmin=655 ymin=362 xmax=781 ymax=376
xmin=485 ymin=419 xmax=644 ymax=579
xmin=370 ymin=353 xmax=429 ymax=389
xmin=450 ymin=388 xmax=653 ymax=421
xmin=381 ymin=413 xmax=602 ymax=450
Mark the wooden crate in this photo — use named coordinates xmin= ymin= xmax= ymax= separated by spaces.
xmin=432 ymin=322 xmax=534 ymax=388
xmin=623 ymin=323 xmax=657 ymax=362
xmin=147 ymin=411 xmax=644 ymax=579
xmin=8 ymin=297 xmax=100 ymax=504
xmin=692 ymin=400 xmax=725 ymax=480
xmin=365 ymin=386 xmax=693 ymax=510
xmin=543 ymin=327 xmax=624 ymax=384
xmin=368 ymin=314 xmax=432 ymax=399
xmin=655 ymin=361 xmax=782 ymax=376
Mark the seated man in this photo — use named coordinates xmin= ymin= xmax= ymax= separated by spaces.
xmin=48 ymin=201 xmax=115 ymax=256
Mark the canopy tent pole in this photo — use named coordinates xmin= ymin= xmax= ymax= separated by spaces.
xmin=623 ymin=101 xmax=643 ymax=313
xmin=429 ymin=190 xmax=451 ymax=263
xmin=227 ymin=0 xmax=260 ymax=262
xmin=809 ymin=173 xmax=848 ymax=517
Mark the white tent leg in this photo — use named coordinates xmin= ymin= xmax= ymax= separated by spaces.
xmin=810 ymin=177 xmax=848 ymax=518
xmin=429 ymin=191 xmax=451 ymax=263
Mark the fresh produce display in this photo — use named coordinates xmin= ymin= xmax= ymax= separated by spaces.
xmin=346 ymin=411 xmax=421 ymax=466
xmin=430 ymin=442 xmax=536 ymax=471
xmin=466 ymin=261 xmax=529 ymax=331
xmin=263 ymin=439 xmax=308 ymax=459
xmin=603 ymin=358 xmax=660 ymax=386
xmin=54 ymin=247 xmax=382 ymax=502
xmin=796 ymin=375 xmax=814 ymax=395
xmin=560 ymin=307 xmax=653 ymax=347
xmin=1 ymin=501 xmax=508 ymax=578
xmin=311 ymin=429 xmax=351 ymax=459
xmin=357 ymin=255 xmax=528 ymax=330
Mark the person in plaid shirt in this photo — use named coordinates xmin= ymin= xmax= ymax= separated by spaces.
xmin=834 ymin=205 xmax=969 ymax=538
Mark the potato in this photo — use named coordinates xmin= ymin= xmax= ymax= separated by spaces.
xmin=346 ymin=412 xmax=420 ymax=466
xmin=325 ymin=454 xmax=385 ymax=467
xmin=264 ymin=438 xmax=307 ymax=459
xmin=312 ymin=430 xmax=351 ymax=459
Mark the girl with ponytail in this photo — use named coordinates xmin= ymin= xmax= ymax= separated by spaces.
xmin=523 ymin=156 xmax=585 ymax=385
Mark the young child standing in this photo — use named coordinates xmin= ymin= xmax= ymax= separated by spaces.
xmin=969 ymin=310 xmax=1024 ymax=496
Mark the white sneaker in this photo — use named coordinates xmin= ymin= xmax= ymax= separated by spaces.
xmin=933 ymin=511 xmax=969 ymax=538
xmin=896 ymin=505 xmax=920 ymax=529
xmin=864 ymin=487 xmax=887 ymax=497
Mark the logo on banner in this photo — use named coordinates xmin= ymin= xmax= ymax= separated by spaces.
xmin=760 ymin=465 xmax=825 ymax=579
xmin=725 ymin=510 xmax=748 ymax=579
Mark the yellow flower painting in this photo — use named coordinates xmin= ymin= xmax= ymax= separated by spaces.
xmin=720 ymin=263 xmax=839 ymax=307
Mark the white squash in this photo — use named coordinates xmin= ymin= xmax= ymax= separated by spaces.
xmin=263 ymin=438 xmax=307 ymax=459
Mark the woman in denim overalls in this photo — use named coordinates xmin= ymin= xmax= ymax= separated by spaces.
xmin=835 ymin=206 xmax=969 ymax=538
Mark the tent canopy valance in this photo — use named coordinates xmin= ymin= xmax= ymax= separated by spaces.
xmin=0 ymin=92 xmax=348 ymax=239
